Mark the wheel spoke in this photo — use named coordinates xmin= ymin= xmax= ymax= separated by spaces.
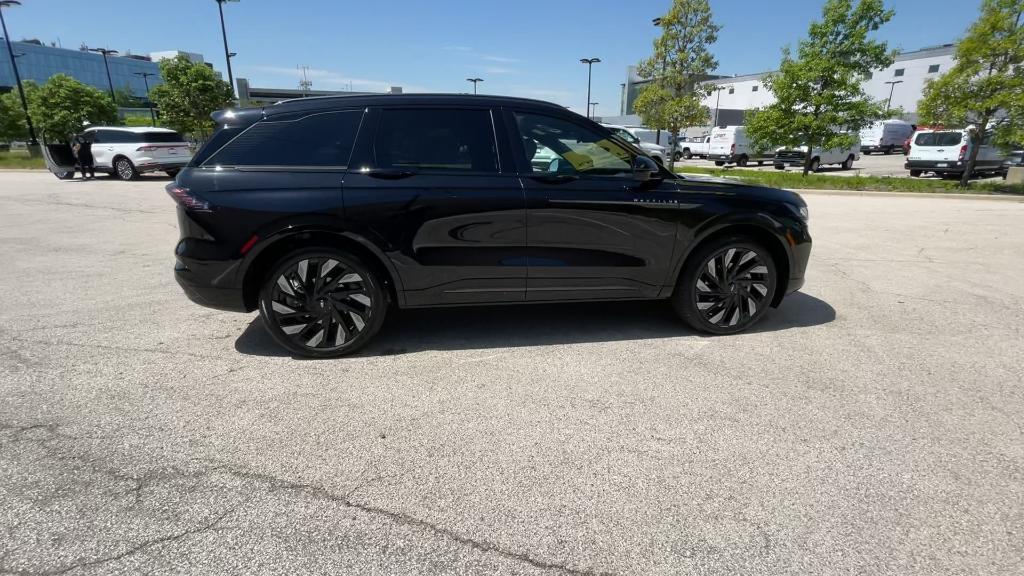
xmin=695 ymin=246 xmax=772 ymax=329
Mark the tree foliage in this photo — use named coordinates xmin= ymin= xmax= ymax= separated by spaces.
xmin=746 ymin=0 xmax=895 ymax=175
xmin=26 ymin=75 xmax=117 ymax=143
xmin=0 ymin=88 xmax=29 ymax=142
xmin=918 ymin=0 xmax=1023 ymax=186
xmin=150 ymin=55 xmax=234 ymax=141
xmin=634 ymin=0 xmax=720 ymax=140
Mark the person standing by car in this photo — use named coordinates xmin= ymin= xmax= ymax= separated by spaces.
xmin=71 ymin=133 xmax=95 ymax=179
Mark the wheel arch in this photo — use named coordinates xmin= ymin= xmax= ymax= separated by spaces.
xmin=669 ymin=220 xmax=791 ymax=307
xmin=240 ymin=228 xmax=404 ymax=311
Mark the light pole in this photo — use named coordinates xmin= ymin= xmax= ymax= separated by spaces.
xmin=589 ymin=102 xmax=598 ymax=118
xmin=580 ymin=57 xmax=600 ymax=119
xmin=712 ymin=85 xmax=731 ymax=127
xmin=215 ymin=0 xmax=239 ymax=96
xmin=652 ymin=17 xmax=666 ymax=144
xmin=88 ymin=47 xmax=118 ymax=103
xmin=466 ymin=77 xmax=483 ymax=94
xmin=884 ymin=80 xmax=903 ymax=113
xmin=0 ymin=0 xmax=38 ymax=145
xmin=133 ymin=71 xmax=157 ymax=126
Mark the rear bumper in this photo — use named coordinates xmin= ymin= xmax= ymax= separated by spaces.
xmin=138 ymin=159 xmax=190 ymax=173
xmin=861 ymin=145 xmax=893 ymax=153
xmin=905 ymin=159 xmax=965 ymax=173
xmin=174 ymin=257 xmax=248 ymax=312
xmin=708 ymin=153 xmax=735 ymax=163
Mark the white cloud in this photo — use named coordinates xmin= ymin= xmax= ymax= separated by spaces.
xmin=481 ymin=55 xmax=520 ymax=63
xmin=473 ymin=65 xmax=519 ymax=75
xmin=443 ymin=45 xmax=474 ymax=52
xmin=244 ymin=65 xmax=433 ymax=93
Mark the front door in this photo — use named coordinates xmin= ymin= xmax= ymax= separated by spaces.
xmin=508 ymin=110 xmax=679 ymax=302
xmin=343 ymin=106 xmax=527 ymax=306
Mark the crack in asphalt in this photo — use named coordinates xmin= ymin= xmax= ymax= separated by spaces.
xmin=0 ymin=422 xmax=616 ymax=576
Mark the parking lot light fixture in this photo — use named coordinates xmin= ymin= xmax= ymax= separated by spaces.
xmin=589 ymin=102 xmax=599 ymax=117
xmin=215 ymin=0 xmax=240 ymax=97
xmin=466 ymin=77 xmax=483 ymax=94
xmin=0 ymin=0 xmax=39 ymax=144
xmin=884 ymin=80 xmax=903 ymax=113
xmin=580 ymin=57 xmax=601 ymax=119
xmin=134 ymin=71 xmax=158 ymax=126
xmin=88 ymin=47 xmax=119 ymax=103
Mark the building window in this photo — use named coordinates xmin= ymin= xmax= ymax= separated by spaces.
xmin=752 ymin=85 xmax=759 ymax=92
xmin=894 ymin=68 xmax=905 ymax=77
xmin=728 ymin=87 xmax=734 ymax=94
xmin=928 ymin=64 xmax=940 ymax=73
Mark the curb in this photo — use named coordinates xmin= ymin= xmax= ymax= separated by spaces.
xmin=792 ymin=188 xmax=1024 ymax=202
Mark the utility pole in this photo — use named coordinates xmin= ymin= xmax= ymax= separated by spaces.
xmin=0 ymin=0 xmax=38 ymax=145
xmin=298 ymin=65 xmax=312 ymax=97
xmin=133 ymin=71 xmax=158 ymax=126
xmin=579 ymin=57 xmax=600 ymax=119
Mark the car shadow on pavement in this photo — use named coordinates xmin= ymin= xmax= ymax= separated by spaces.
xmin=234 ymin=292 xmax=835 ymax=359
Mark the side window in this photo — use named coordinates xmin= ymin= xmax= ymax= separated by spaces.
xmin=514 ymin=112 xmax=633 ymax=176
xmin=89 ymin=131 xmax=103 ymax=144
xmin=205 ymin=110 xmax=363 ymax=167
xmin=372 ymin=108 xmax=497 ymax=173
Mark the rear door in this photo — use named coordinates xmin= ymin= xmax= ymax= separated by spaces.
xmin=343 ymin=106 xmax=527 ymax=306
xmin=140 ymin=131 xmax=190 ymax=163
xmin=911 ymin=131 xmax=964 ymax=162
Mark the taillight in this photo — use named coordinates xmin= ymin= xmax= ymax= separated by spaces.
xmin=137 ymin=145 xmax=159 ymax=152
xmin=730 ymin=143 xmax=736 ymax=154
xmin=165 ymin=183 xmax=211 ymax=212
xmin=958 ymin=145 xmax=967 ymax=161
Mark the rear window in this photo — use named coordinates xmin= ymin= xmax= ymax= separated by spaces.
xmin=205 ymin=110 xmax=363 ymax=167
xmin=914 ymin=132 xmax=963 ymax=146
xmin=141 ymin=131 xmax=186 ymax=143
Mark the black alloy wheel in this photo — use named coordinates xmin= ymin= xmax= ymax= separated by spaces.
xmin=673 ymin=238 xmax=777 ymax=334
xmin=259 ymin=249 xmax=387 ymax=357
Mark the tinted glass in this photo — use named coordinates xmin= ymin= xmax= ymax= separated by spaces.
xmin=515 ymin=112 xmax=633 ymax=176
xmin=928 ymin=64 xmax=940 ymax=73
xmin=206 ymin=110 xmax=363 ymax=167
xmin=609 ymin=127 xmax=640 ymax=144
xmin=142 ymin=131 xmax=186 ymax=143
xmin=914 ymin=132 xmax=963 ymax=146
xmin=894 ymin=68 xmax=905 ymax=77
xmin=373 ymin=108 xmax=497 ymax=172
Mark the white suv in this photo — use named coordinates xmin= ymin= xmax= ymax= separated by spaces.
xmin=84 ymin=127 xmax=193 ymax=180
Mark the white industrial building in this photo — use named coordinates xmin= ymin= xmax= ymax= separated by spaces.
xmin=606 ymin=44 xmax=956 ymax=135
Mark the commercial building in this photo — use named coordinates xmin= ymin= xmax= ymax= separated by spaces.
xmin=235 ymin=78 xmax=403 ymax=107
xmin=609 ymin=44 xmax=956 ymax=133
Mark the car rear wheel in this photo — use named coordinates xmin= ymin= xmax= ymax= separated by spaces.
xmin=809 ymin=158 xmax=820 ymax=172
xmin=909 ymin=169 xmax=923 ymax=177
xmin=166 ymin=168 xmax=180 ymax=178
xmin=683 ymin=149 xmax=693 ymax=160
xmin=672 ymin=237 xmax=777 ymax=335
xmin=841 ymin=155 xmax=854 ymax=170
xmin=714 ymin=161 xmax=726 ymax=167
xmin=258 ymin=249 xmax=388 ymax=358
xmin=737 ymin=155 xmax=748 ymax=167
xmin=114 ymin=157 xmax=138 ymax=181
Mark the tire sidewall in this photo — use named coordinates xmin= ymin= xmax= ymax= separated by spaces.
xmin=115 ymin=157 xmax=137 ymax=180
xmin=673 ymin=238 xmax=778 ymax=335
xmin=258 ymin=249 xmax=388 ymax=358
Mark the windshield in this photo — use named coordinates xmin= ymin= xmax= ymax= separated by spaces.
xmin=914 ymin=132 xmax=963 ymax=147
xmin=610 ymin=127 xmax=640 ymax=145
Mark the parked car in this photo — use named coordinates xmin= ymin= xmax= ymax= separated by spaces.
xmin=905 ymin=128 xmax=1005 ymax=178
xmin=774 ymin=139 xmax=861 ymax=172
xmin=859 ymin=119 xmax=914 ymax=155
xmin=170 ymin=94 xmax=812 ymax=357
xmin=41 ymin=127 xmax=192 ymax=181
xmin=1001 ymin=149 xmax=1023 ymax=179
xmin=707 ymin=126 xmax=774 ymax=167
xmin=674 ymin=135 xmax=711 ymax=161
xmin=601 ymin=124 xmax=666 ymax=165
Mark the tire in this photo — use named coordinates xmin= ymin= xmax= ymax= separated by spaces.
xmin=809 ymin=158 xmax=820 ymax=173
xmin=671 ymin=237 xmax=777 ymax=335
xmin=258 ymin=249 xmax=388 ymax=358
xmin=55 ymin=170 xmax=75 ymax=180
xmin=114 ymin=157 xmax=138 ymax=181
xmin=736 ymin=155 xmax=748 ymax=167
xmin=672 ymin=151 xmax=683 ymax=162
xmin=166 ymin=168 xmax=180 ymax=178
xmin=714 ymin=161 xmax=726 ymax=167
xmin=757 ymin=161 xmax=764 ymax=166
xmin=909 ymin=169 xmax=922 ymax=177
xmin=774 ymin=164 xmax=785 ymax=171
xmin=885 ymin=146 xmax=894 ymax=155
xmin=841 ymin=155 xmax=854 ymax=170
xmin=683 ymin=149 xmax=693 ymax=160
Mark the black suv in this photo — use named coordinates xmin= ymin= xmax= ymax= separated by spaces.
xmin=170 ymin=94 xmax=811 ymax=357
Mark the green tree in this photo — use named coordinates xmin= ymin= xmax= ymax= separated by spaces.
xmin=0 ymin=81 xmax=38 ymax=142
xmin=26 ymin=75 xmax=117 ymax=142
xmin=113 ymin=86 xmax=145 ymax=108
xmin=746 ymin=0 xmax=895 ymax=176
xmin=634 ymin=0 xmax=720 ymax=145
xmin=150 ymin=55 xmax=234 ymax=141
xmin=918 ymin=0 xmax=1023 ymax=187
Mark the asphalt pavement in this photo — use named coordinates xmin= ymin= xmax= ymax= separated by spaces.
xmin=1 ymin=171 xmax=1022 ymax=575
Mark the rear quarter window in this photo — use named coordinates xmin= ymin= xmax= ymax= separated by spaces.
xmin=204 ymin=110 xmax=364 ymax=167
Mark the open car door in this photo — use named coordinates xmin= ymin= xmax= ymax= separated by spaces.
xmin=40 ymin=139 xmax=77 ymax=180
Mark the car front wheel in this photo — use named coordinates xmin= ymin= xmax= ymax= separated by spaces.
xmin=672 ymin=237 xmax=777 ymax=335
xmin=114 ymin=157 xmax=138 ymax=180
xmin=259 ymin=249 xmax=388 ymax=357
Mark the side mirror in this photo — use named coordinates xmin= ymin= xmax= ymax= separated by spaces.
xmin=632 ymin=155 xmax=660 ymax=181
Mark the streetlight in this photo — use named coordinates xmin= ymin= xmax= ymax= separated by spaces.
xmin=466 ymin=77 xmax=483 ymax=94
xmin=579 ymin=57 xmax=600 ymax=119
xmin=652 ymin=16 xmax=668 ymax=144
xmin=0 ymin=0 xmax=38 ymax=145
xmin=589 ymin=102 xmax=599 ymax=117
xmin=884 ymin=80 xmax=903 ymax=113
xmin=133 ymin=71 xmax=158 ymax=126
xmin=215 ymin=0 xmax=239 ymax=97
xmin=712 ymin=85 xmax=731 ymax=127
xmin=88 ymin=47 xmax=119 ymax=103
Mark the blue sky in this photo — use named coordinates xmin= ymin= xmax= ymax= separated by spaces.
xmin=4 ymin=0 xmax=978 ymax=116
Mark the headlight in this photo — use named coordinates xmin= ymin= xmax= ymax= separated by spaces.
xmin=787 ymin=203 xmax=809 ymax=222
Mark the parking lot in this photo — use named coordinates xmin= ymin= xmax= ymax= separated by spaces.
xmin=674 ymin=150 xmax=1005 ymax=180
xmin=1 ymin=171 xmax=1022 ymax=575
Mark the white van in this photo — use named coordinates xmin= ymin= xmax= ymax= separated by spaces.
xmin=774 ymin=138 xmax=861 ymax=171
xmin=707 ymin=126 xmax=773 ymax=166
xmin=859 ymin=119 xmax=914 ymax=155
xmin=905 ymin=128 xmax=1006 ymax=178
